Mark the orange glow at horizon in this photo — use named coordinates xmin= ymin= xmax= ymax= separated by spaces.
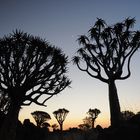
xmin=19 ymin=110 xmax=110 ymax=130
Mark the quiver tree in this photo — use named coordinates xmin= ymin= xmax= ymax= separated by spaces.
xmin=31 ymin=111 xmax=51 ymax=128
xmin=87 ymin=108 xmax=101 ymax=128
xmin=80 ymin=117 xmax=92 ymax=130
xmin=73 ymin=18 xmax=140 ymax=127
xmin=53 ymin=108 xmax=69 ymax=131
xmin=0 ymin=30 xmax=71 ymax=140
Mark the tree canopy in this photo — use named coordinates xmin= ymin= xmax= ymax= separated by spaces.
xmin=73 ymin=17 xmax=140 ymax=83
xmin=87 ymin=108 xmax=101 ymax=119
xmin=121 ymin=110 xmax=135 ymax=121
xmin=87 ymin=108 xmax=101 ymax=128
xmin=53 ymin=108 xmax=69 ymax=131
xmin=31 ymin=111 xmax=51 ymax=128
xmin=0 ymin=30 xmax=71 ymax=107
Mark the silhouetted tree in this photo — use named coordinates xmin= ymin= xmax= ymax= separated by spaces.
xmin=78 ymin=123 xmax=91 ymax=131
xmin=83 ymin=116 xmax=92 ymax=130
xmin=87 ymin=108 xmax=101 ymax=128
xmin=0 ymin=30 xmax=71 ymax=140
xmin=31 ymin=111 xmax=51 ymax=128
xmin=136 ymin=111 xmax=140 ymax=115
xmin=52 ymin=123 xmax=59 ymax=131
xmin=129 ymin=112 xmax=140 ymax=125
xmin=121 ymin=110 xmax=135 ymax=121
xmin=83 ymin=116 xmax=92 ymax=127
xmin=42 ymin=122 xmax=50 ymax=127
xmin=22 ymin=119 xmax=41 ymax=140
xmin=73 ymin=17 xmax=140 ymax=126
xmin=23 ymin=119 xmax=35 ymax=128
xmin=53 ymin=108 xmax=69 ymax=131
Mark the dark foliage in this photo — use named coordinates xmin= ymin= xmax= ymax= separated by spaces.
xmin=97 ymin=114 xmax=140 ymax=140
xmin=15 ymin=119 xmax=49 ymax=140
xmin=0 ymin=30 xmax=71 ymax=140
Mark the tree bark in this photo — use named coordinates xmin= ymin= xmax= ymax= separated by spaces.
xmin=0 ymin=102 xmax=20 ymax=140
xmin=91 ymin=118 xmax=95 ymax=129
xmin=59 ymin=123 xmax=63 ymax=140
xmin=60 ymin=123 xmax=63 ymax=131
xmin=108 ymin=80 xmax=121 ymax=127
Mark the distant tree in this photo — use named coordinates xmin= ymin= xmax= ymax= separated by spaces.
xmin=78 ymin=123 xmax=90 ymax=131
xmin=31 ymin=111 xmax=51 ymax=128
xmin=136 ymin=111 xmax=140 ymax=115
xmin=73 ymin=17 xmax=140 ymax=126
xmin=83 ymin=116 xmax=92 ymax=127
xmin=129 ymin=111 xmax=140 ymax=125
xmin=41 ymin=122 xmax=50 ymax=128
xmin=53 ymin=108 xmax=69 ymax=131
xmin=79 ymin=108 xmax=101 ymax=130
xmin=22 ymin=119 xmax=43 ymax=140
xmin=23 ymin=119 xmax=35 ymax=128
xmin=0 ymin=31 xmax=71 ymax=140
xmin=83 ymin=116 xmax=92 ymax=130
xmin=51 ymin=123 xmax=59 ymax=131
xmin=87 ymin=108 xmax=101 ymax=128
xmin=121 ymin=110 xmax=135 ymax=121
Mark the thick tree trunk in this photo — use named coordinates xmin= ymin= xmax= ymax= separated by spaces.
xmin=0 ymin=102 xmax=20 ymax=140
xmin=108 ymin=80 xmax=121 ymax=127
xmin=60 ymin=123 xmax=63 ymax=131
xmin=91 ymin=118 xmax=95 ymax=129
xmin=59 ymin=123 xmax=63 ymax=140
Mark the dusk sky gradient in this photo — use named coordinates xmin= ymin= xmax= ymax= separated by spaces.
xmin=1 ymin=0 xmax=140 ymax=129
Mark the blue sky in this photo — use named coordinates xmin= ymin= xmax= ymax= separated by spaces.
xmin=1 ymin=0 xmax=140 ymax=129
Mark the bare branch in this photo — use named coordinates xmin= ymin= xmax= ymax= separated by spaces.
xmin=0 ymin=31 xmax=71 ymax=108
xmin=73 ymin=17 xmax=139 ymax=82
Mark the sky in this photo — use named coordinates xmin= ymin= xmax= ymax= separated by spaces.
xmin=1 ymin=0 xmax=140 ymax=130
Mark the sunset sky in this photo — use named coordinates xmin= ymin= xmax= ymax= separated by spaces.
xmin=1 ymin=0 xmax=140 ymax=130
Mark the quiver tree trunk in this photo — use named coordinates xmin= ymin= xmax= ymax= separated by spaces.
xmin=91 ymin=118 xmax=95 ymax=129
xmin=108 ymin=80 xmax=121 ymax=127
xmin=59 ymin=123 xmax=63 ymax=140
xmin=0 ymin=102 xmax=20 ymax=140
xmin=60 ymin=123 xmax=63 ymax=131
